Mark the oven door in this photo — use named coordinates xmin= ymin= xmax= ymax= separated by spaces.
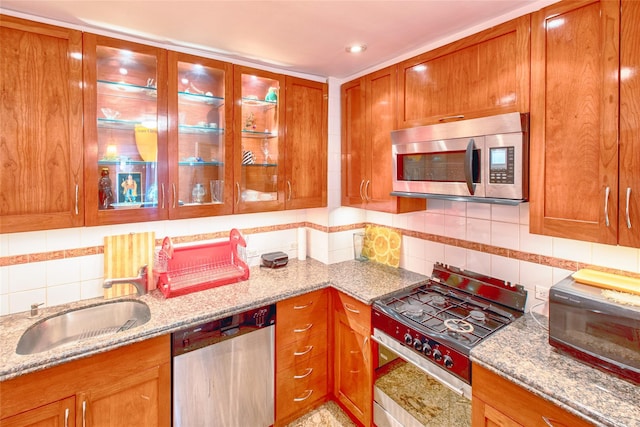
xmin=392 ymin=136 xmax=484 ymax=197
xmin=372 ymin=329 xmax=471 ymax=427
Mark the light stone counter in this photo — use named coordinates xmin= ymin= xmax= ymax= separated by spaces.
xmin=470 ymin=314 xmax=640 ymax=427
xmin=0 ymin=258 xmax=428 ymax=382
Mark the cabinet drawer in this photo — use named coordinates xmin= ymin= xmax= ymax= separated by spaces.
xmin=277 ymin=289 xmax=328 ymax=347
xmin=276 ymin=362 xmax=327 ymax=421
xmin=277 ymin=339 xmax=328 ymax=373
xmin=334 ymin=291 xmax=371 ymax=327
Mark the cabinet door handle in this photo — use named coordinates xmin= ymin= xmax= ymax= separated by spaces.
xmin=64 ymin=408 xmax=69 ymax=427
xmin=82 ymin=400 xmax=86 ymax=427
xmin=294 ymin=345 xmax=313 ymax=356
xmin=363 ymin=336 xmax=369 ymax=364
xmin=287 ymin=180 xmax=292 ymax=201
xmin=172 ymin=184 xmax=177 ymax=209
xmin=75 ymin=184 xmax=79 ymax=215
xmin=359 ymin=179 xmax=365 ymax=201
xmin=626 ymin=187 xmax=632 ymax=229
xmin=293 ymin=323 xmax=313 ymax=333
xmin=439 ymin=114 xmax=465 ymax=122
xmin=161 ymin=183 xmax=165 ymax=209
xmin=293 ymin=368 xmax=313 ymax=379
xmin=345 ymin=303 xmax=360 ymax=314
xmin=464 ymin=139 xmax=476 ymax=195
xmin=541 ymin=416 xmax=556 ymax=426
xmin=365 ymin=180 xmax=371 ymax=201
xmin=604 ymin=186 xmax=610 ymax=227
xmin=293 ymin=301 xmax=313 ymax=310
xmin=236 ymin=182 xmax=240 ymax=205
xmin=293 ymin=389 xmax=313 ymax=402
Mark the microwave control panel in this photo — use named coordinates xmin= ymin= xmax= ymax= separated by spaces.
xmin=488 ymin=146 xmax=515 ymax=184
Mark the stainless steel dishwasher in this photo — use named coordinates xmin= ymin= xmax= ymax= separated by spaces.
xmin=172 ymin=304 xmax=276 ymax=427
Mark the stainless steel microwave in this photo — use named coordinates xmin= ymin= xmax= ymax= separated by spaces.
xmin=391 ymin=112 xmax=529 ymax=205
xmin=549 ymin=275 xmax=640 ymax=384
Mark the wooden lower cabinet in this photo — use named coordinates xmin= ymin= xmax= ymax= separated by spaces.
xmin=0 ymin=335 xmax=171 ymax=427
xmin=472 ymin=364 xmax=594 ymax=427
xmin=275 ymin=289 xmax=329 ymax=426
xmin=332 ymin=290 xmax=373 ymax=426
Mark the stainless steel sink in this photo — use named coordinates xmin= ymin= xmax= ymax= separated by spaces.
xmin=16 ymin=299 xmax=151 ymax=355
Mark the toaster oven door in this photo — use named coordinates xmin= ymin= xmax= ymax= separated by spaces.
xmin=549 ymin=296 xmax=640 ymax=384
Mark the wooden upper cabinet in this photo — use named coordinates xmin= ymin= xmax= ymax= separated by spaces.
xmin=0 ymin=15 xmax=84 ymax=233
xmin=83 ymin=33 xmax=169 ymax=226
xmin=529 ymin=0 xmax=620 ymax=245
xmin=397 ymin=15 xmax=530 ymax=128
xmin=619 ymin=0 xmax=640 ymax=248
xmin=167 ymin=51 xmax=234 ymax=219
xmin=341 ymin=67 xmax=425 ymax=213
xmin=284 ymin=76 xmax=327 ymax=210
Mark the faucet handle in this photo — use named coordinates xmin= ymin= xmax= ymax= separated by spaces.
xmin=30 ymin=302 xmax=44 ymax=317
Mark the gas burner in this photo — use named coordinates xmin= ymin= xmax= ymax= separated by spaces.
xmin=444 ymin=318 xmax=474 ymax=334
xmin=432 ymin=295 xmax=446 ymax=306
xmin=400 ymin=302 xmax=424 ymax=319
xmin=469 ymin=310 xmax=486 ymax=322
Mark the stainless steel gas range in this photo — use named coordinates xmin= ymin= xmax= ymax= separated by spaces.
xmin=371 ymin=263 xmax=527 ymax=426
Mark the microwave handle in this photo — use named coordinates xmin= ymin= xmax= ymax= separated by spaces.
xmin=464 ymin=139 xmax=476 ymax=195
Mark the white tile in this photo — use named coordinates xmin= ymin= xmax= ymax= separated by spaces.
xmin=8 ymin=262 xmax=46 ymax=293
xmin=47 ymin=258 xmax=81 ymax=287
xmin=402 ymin=237 xmax=426 ymax=264
xmin=466 ymin=250 xmax=491 ymax=276
xmin=467 ymin=203 xmax=491 ymax=220
xmin=0 ymin=233 xmax=9 ymax=257
xmin=402 ymin=254 xmax=427 ymax=275
xmin=329 ymin=207 xmax=365 ymax=227
xmin=425 ymin=199 xmax=445 ymax=213
xmin=553 ymin=237 xmax=592 ymax=264
xmin=519 ymin=203 xmax=530 ymax=225
xmin=81 ymin=225 xmax=111 ymax=248
xmin=491 ymin=204 xmax=520 ymax=224
xmin=491 ymin=221 xmax=519 ymax=250
xmin=404 ymin=212 xmax=425 ymax=233
xmin=81 ymin=278 xmax=104 ymax=300
xmin=423 ymin=241 xmax=445 ymax=264
xmin=552 ymin=267 xmax=574 ymax=283
xmin=47 ymin=282 xmax=81 ymax=307
xmin=466 ymin=218 xmax=491 ymax=243
xmin=519 ymin=261 xmax=553 ymax=288
xmin=591 ymin=243 xmax=638 ymax=272
xmin=7 ymin=231 xmax=44 ymax=256
xmin=9 ymin=288 xmax=46 ymax=314
xmin=46 ymin=228 xmax=81 ymax=251
xmin=366 ymin=210 xmax=393 ymax=227
xmin=444 ymin=245 xmax=466 ymax=269
xmin=0 ymin=266 xmax=8 ymax=294
xmin=424 ymin=212 xmax=445 ymax=235
xmin=443 ymin=201 xmax=466 ymax=217
xmin=0 ymin=294 xmax=8 ymax=316
xmin=444 ymin=215 xmax=466 ymax=240
xmin=80 ymin=254 xmax=104 ymax=281
xmin=519 ymin=225 xmax=553 ymax=256
xmin=490 ymin=255 xmax=519 ymax=284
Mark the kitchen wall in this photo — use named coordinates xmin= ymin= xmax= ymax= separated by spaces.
xmin=3 ymin=77 xmax=640 ymax=318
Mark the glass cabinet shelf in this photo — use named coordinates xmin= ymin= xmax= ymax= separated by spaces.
xmin=243 ymin=162 xmax=278 ymax=167
xmin=97 ymin=118 xmax=146 ymax=129
xmin=179 ymin=124 xmax=225 ymax=134
xmin=242 ymin=130 xmax=277 ymax=138
xmin=241 ymin=97 xmax=277 ymax=107
xmin=98 ymin=159 xmax=155 ymax=165
xmin=178 ymin=160 xmax=224 ymax=166
xmin=178 ymin=91 xmax=224 ymax=106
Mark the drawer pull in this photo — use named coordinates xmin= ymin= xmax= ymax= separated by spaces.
xmin=604 ymin=186 xmax=611 ymax=227
xmin=65 ymin=408 xmax=69 ymax=427
xmin=82 ymin=400 xmax=86 ymax=427
xmin=541 ymin=416 xmax=556 ymax=426
xmin=293 ymin=323 xmax=313 ymax=333
xmin=293 ymin=389 xmax=313 ymax=402
xmin=294 ymin=368 xmax=314 ymax=379
xmin=74 ymin=184 xmax=79 ymax=215
xmin=626 ymin=187 xmax=632 ymax=229
xmin=359 ymin=179 xmax=365 ymax=201
xmin=439 ymin=114 xmax=465 ymax=122
xmin=294 ymin=345 xmax=313 ymax=356
xmin=345 ymin=303 xmax=360 ymax=314
xmin=293 ymin=301 xmax=313 ymax=310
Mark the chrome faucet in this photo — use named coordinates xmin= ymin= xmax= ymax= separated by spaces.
xmin=103 ymin=265 xmax=148 ymax=296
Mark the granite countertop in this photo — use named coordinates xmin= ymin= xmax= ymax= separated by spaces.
xmin=470 ymin=314 xmax=640 ymax=427
xmin=0 ymin=258 xmax=428 ymax=382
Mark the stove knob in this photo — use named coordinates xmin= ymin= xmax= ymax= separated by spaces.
xmin=413 ymin=339 xmax=423 ymax=351
xmin=433 ymin=349 xmax=442 ymax=362
xmin=422 ymin=343 xmax=432 ymax=356
xmin=443 ymin=355 xmax=454 ymax=369
xmin=404 ymin=333 xmax=413 ymax=345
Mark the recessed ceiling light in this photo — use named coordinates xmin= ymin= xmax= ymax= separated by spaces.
xmin=346 ymin=44 xmax=367 ymax=54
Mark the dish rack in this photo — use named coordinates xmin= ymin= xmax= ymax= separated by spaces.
xmin=155 ymin=229 xmax=249 ymax=298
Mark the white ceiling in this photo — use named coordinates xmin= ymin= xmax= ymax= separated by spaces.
xmin=1 ymin=0 xmax=558 ymax=80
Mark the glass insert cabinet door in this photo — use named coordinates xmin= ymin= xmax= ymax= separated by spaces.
xmin=234 ymin=66 xmax=285 ymax=213
xmin=84 ymin=34 xmax=168 ymax=225
xmin=168 ymin=52 xmax=233 ymax=218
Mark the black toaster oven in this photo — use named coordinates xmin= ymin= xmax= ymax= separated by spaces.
xmin=549 ymin=275 xmax=640 ymax=384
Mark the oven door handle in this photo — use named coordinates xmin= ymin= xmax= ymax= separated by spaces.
xmin=464 ymin=138 xmax=476 ymax=195
xmin=370 ymin=334 xmax=468 ymax=398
